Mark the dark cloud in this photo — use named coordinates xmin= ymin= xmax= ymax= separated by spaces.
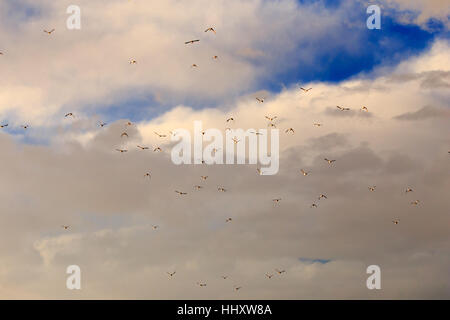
xmin=394 ymin=105 xmax=450 ymax=120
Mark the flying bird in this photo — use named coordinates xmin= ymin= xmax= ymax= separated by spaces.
xmin=121 ymin=132 xmax=129 ymax=138
xmin=191 ymin=63 xmax=198 ymax=68
xmin=152 ymin=225 xmax=159 ymax=230
xmin=43 ymin=29 xmax=55 ymax=34
xmin=154 ymin=132 xmax=167 ymax=138
xmin=272 ymin=198 xmax=282 ymax=203
xmin=137 ymin=145 xmax=149 ymax=150
xmin=336 ymin=106 xmax=350 ymax=111
xmin=265 ymin=274 xmax=274 ymax=279
xmin=226 ymin=218 xmax=232 ymax=222
xmin=411 ymin=200 xmax=420 ymax=205
xmin=313 ymin=123 xmax=323 ymax=127
xmin=212 ymin=55 xmax=219 ymax=59
xmin=185 ymin=39 xmax=200 ymax=45
xmin=361 ymin=106 xmax=369 ymax=112
xmin=265 ymin=116 xmax=277 ymax=122
xmin=116 ymin=149 xmax=128 ymax=153
xmin=153 ymin=147 xmax=162 ymax=152
xmin=129 ymin=59 xmax=137 ymax=64
xmin=197 ymin=282 xmax=207 ymax=287
xmin=285 ymin=128 xmax=295 ymax=134
xmin=300 ymin=169 xmax=309 ymax=176
xmin=221 ymin=276 xmax=228 ymax=279
xmin=175 ymin=190 xmax=187 ymax=195
xmin=300 ymin=87 xmax=312 ymax=92
xmin=65 ymin=113 xmax=74 ymax=118
xmin=226 ymin=117 xmax=234 ymax=123
xmin=61 ymin=225 xmax=70 ymax=230
xmin=256 ymin=97 xmax=264 ymax=103
xmin=21 ymin=125 xmax=29 ymax=129
xmin=311 ymin=203 xmax=318 ymax=208
xmin=405 ymin=187 xmax=413 ymax=193
xmin=0 ymin=124 xmax=8 ymax=128
xmin=318 ymin=194 xmax=327 ymax=200
xmin=368 ymin=186 xmax=376 ymax=192
xmin=218 ymin=187 xmax=227 ymax=192
xmin=167 ymin=271 xmax=176 ymax=277
xmin=234 ymin=286 xmax=242 ymax=291
xmin=324 ymin=158 xmax=336 ymax=164
xmin=99 ymin=122 xmax=107 ymax=127
xmin=275 ymin=269 xmax=286 ymax=274
xmin=144 ymin=172 xmax=151 ymax=178
xmin=204 ymin=27 xmax=216 ymax=34
xmin=200 ymin=176 xmax=208 ymax=180
xmin=193 ymin=185 xmax=203 ymax=190
xmin=392 ymin=219 xmax=400 ymax=225
xmin=268 ymin=123 xmax=276 ymax=128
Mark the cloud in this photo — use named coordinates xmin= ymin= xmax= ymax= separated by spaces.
xmin=394 ymin=105 xmax=450 ymax=120
xmin=0 ymin=38 xmax=449 ymax=298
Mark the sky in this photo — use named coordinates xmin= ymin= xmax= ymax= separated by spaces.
xmin=0 ymin=0 xmax=449 ymax=299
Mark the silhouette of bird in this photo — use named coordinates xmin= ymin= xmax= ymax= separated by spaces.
xmin=44 ymin=29 xmax=55 ymax=34
xmin=324 ymin=158 xmax=336 ymax=164
xmin=153 ymin=147 xmax=162 ymax=152
xmin=300 ymin=87 xmax=312 ymax=92
xmin=265 ymin=116 xmax=277 ymax=121
xmin=318 ymin=194 xmax=327 ymax=200
xmin=185 ymin=39 xmax=200 ymax=45
xmin=285 ymin=128 xmax=295 ymax=134
xmin=61 ymin=225 xmax=70 ymax=230
xmin=137 ymin=145 xmax=149 ymax=150
xmin=121 ymin=132 xmax=128 ymax=138
xmin=226 ymin=117 xmax=234 ymax=123
xmin=116 ymin=149 xmax=128 ymax=153
xmin=129 ymin=59 xmax=137 ymax=64
xmin=336 ymin=106 xmax=350 ymax=111
xmin=265 ymin=273 xmax=274 ymax=279
xmin=218 ymin=187 xmax=227 ymax=192
xmin=21 ymin=124 xmax=29 ymax=129
xmin=144 ymin=172 xmax=151 ymax=178
xmin=311 ymin=203 xmax=318 ymax=208
xmin=405 ymin=187 xmax=413 ymax=193
xmin=193 ymin=185 xmax=203 ymax=190
xmin=167 ymin=271 xmax=176 ymax=277
xmin=368 ymin=186 xmax=376 ymax=192
xmin=256 ymin=97 xmax=264 ymax=103
xmin=204 ymin=27 xmax=216 ymax=34
xmin=175 ymin=190 xmax=187 ymax=195
xmin=313 ymin=123 xmax=322 ymax=127
xmin=200 ymin=176 xmax=208 ymax=181
xmin=65 ymin=113 xmax=74 ymax=118
xmin=392 ymin=219 xmax=400 ymax=225
xmin=154 ymin=132 xmax=167 ymax=138
xmin=411 ymin=200 xmax=420 ymax=205
xmin=275 ymin=269 xmax=286 ymax=274
xmin=361 ymin=106 xmax=369 ymax=112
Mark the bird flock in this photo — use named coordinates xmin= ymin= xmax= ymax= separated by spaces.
xmin=1 ymin=19 xmax=442 ymax=296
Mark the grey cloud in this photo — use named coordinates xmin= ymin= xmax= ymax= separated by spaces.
xmin=394 ymin=105 xmax=450 ymax=120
